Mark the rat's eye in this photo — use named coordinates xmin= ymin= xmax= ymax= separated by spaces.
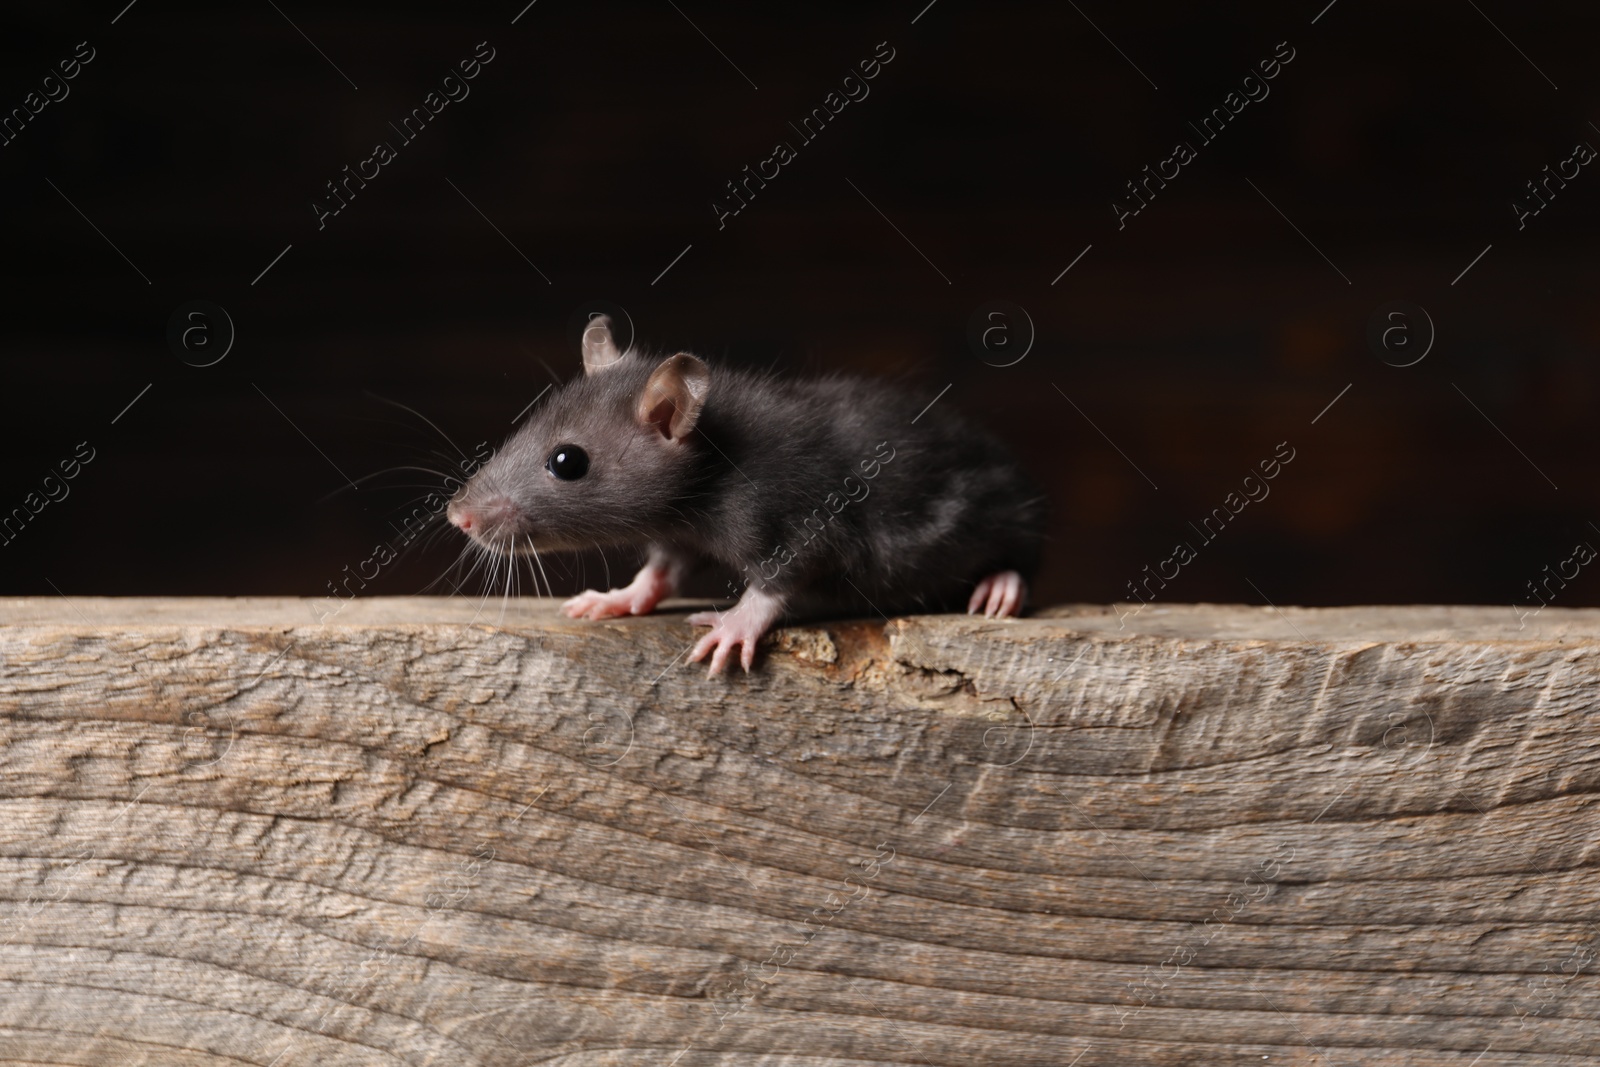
xmin=546 ymin=444 xmax=589 ymax=481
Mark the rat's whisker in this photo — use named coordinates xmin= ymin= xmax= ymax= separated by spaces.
xmin=460 ymin=541 xmax=495 ymax=597
xmin=469 ymin=541 xmax=502 ymax=624
xmin=375 ymin=484 xmax=462 ymax=496
xmin=417 ymin=542 xmax=470 ymax=596
xmin=389 ymin=524 xmax=436 ymax=568
xmin=500 ymin=537 xmax=514 ymax=623
xmin=346 ymin=409 xmax=463 ymax=461
xmin=388 ymin=510 xmax=453 ymax=566
xmin=518 ymin=540 xmax=537 ymax=598
xmin=528 ymin=536 xmax=552 ymax=599
xmin=366 ymin=392 xmax=468 ymax=459
xmin=445 ymin=543 xmax=474 ymax=592
xmin=313 ymin=464 xmax=462 ymax=505
xmin=592 ymin=540 xmax=610 ymax=592
xmin=459 ymin=545 xmax=482 ymax=592
xmin=369 ymin=464 xmax=457 ymax=483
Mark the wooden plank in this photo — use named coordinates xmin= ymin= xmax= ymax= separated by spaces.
xmin=1 ymin=598 xmax=1598 ymax=1065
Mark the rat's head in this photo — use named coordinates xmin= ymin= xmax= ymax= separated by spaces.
xmin=446 ymin=316 xmax=710 ymax=554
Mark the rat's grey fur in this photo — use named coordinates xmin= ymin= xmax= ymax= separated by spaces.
xmin=452 ymin=335 xmax=1047 ymax=619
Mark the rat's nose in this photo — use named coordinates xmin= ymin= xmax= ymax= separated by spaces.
xmin=449 ymin=495 xmax=517 ymax=535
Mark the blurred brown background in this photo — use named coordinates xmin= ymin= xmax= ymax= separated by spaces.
xmin=2 ymin=0 xmax=1596 ymax=611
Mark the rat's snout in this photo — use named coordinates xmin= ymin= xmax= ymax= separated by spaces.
xmin=447 ymin=493 xmax=523 ymax=542
xmin=446 ymin=498 xmax=476 ymax=531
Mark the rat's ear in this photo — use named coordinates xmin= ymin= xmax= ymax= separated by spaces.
xmin=581 ymin=314 xmax=625 ymax=375
xmin=637 ymin=353 xmax=710 ymax=441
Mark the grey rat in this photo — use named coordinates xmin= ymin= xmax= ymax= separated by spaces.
xmin=446 ymin=316 xmax=1047 ymax=674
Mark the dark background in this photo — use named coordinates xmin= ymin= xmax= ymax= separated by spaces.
xmin=2 ymin=0 xmax=1596 ymax=613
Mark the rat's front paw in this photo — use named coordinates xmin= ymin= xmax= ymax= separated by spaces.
xmin=687 ymin=610 xmax=767 ymax=675
xmin=564 ymin=561 xmax=676 ymax=620
xmin=563 ymin=587 xmax=654 ymax=620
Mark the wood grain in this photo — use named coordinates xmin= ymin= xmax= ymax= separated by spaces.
xmin=2 ymin=597 xmax=1599 ymax=1065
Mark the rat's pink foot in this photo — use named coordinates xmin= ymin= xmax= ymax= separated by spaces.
xmin=968 ymin=570 xmax=1026 ymax=617
xmin=563 ymin=561 xmax=674 ymax=620
xmin=687 ymin=587 xmax=785 ymax=675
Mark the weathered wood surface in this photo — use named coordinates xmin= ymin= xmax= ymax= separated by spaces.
xmin=2 ymin=597 xmax=1600 ymax=1066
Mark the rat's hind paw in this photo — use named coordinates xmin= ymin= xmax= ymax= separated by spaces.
xmin=684 ymin=614 xmax=764 ymax=671
xmin=685 ymin=588 xmax=785 ymax=675
xmin=967 ymin=570 xmax=1026 ymax=618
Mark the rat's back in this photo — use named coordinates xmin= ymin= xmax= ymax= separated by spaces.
xmin=692 ymin=367 xmax=1047 ymax=617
